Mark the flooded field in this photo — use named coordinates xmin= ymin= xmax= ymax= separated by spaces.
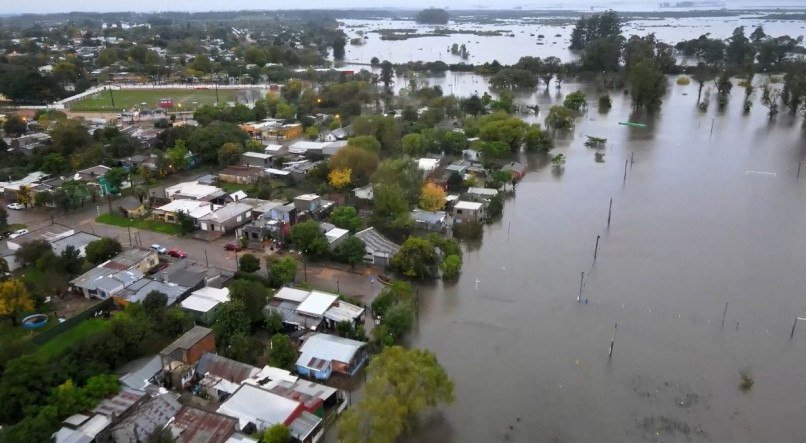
xmin=400 ymin=80 xmax=806 ymax=442
xmin=340 ymin=16 xmax=806 ymax=65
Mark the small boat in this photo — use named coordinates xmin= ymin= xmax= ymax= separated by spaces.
xmin=377 ymin=274 xmax=392 ymax=285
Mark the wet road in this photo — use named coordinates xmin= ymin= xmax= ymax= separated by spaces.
xmin=407 ymin=80 xmax=806 ymax=442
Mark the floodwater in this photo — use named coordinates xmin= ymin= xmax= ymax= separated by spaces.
xmin=402 ymin=79 xmax=806 ymax=442
xmin=340 ymin=17 xmax=806 ymax=65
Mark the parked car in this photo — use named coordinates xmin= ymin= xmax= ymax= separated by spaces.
xmin=6 ymin=203 xmax=24 ymax=210
xmin=150 ymin=244 xmax=167 ymax=254
xmin=167 ymin=248 xmax=187 ymax=259
xmin=224 ymin=243 xmax=243 ymax=251
xmin=9 ymin=229 xmax=29 ymax=239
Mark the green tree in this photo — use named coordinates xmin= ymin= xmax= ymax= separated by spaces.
xmin=545 ymin=105 xmax=575 ymax=131
xmin=726 ymin=26 xmax=754 ymax=68
xmin=338 ymin=346 xmax=455 ymax=443
xmin=213 ymin=299 xmax=251 ymax=343
xmin=330 ymin=206 xmax=364 ymax=233
xmin=336 ymin=236 xmax=366 ymax=268
xmin=348 ymin=135 xmax=382 ymax=152
xmin=440 ymin=254 xmax=462 ymax=279
xmin=291 ymin=221 xmax=329 ymax=258
xmin=59 ymin=245 xmax=84 ymax=276
xmin=218 ymin=142 xmax=244 ymax=166
xmin=415 ymin=8 xmax=449 ymax=24
xmin=563 ymin=91 xmax=587 ymax=111
xmin=266 ymin=334 xmax=296 ymax=369
xmin=401 ymin=133 xmax=425 ymax=157
xmin=15 ymin=239 xmax=53 ymax=267
xmin=166 ymin=140 xmax=190 ymax=171
xmin=0 ymin=206 xmax=7 ymax=232
xmin=84 ymin=237 xmax=123 ymax=265
xmin=228 ymin=279 xmax=269 ymax=326
xmin=329 ymin=146 xmax=380 ymax=185
xmin=238 ymin=253 xmax=260 ymax=273
xmin=143 ymin=290 xmax=168 ymax=318
xmin=371 ymin=184 xmax=412 ymax=236
xmin=524 ymin=124 xmax=552 ymax=154
xmin=267 ymin=257 xmax=298 ymax=287
xmin=3 ymin=114 xmax=27 ymax=136
xmin=265 ymin=308 xmax=285 ymax=334
xmin=50 ymin=119 xmax=92 ymax=157
xmin=259 ymin=424 xmax=290 ymax=443
xmin=373 ymin=158 xmax=422 ymax=206
xmin=42 ymin=153 xmax=67 ymax=174
xmin=380 ymin=61 xmax=395 ymax=89
xmin=188 ymin=122 xmax=250 ymax=165
xmin=0 ymin=279 xmax=34 ymax=326
xmin=103 ymin=167 xmax=129 ymax=192
xmin=390 ymin=237 xmax=438 ymax=279
xmin=275 ymin=102 xmax=296 ymax=120
xmin=628 ymin=58 xmax=668 ymax=111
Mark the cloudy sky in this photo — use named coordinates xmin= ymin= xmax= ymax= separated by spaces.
xmin=2 ymin=0 xmax=792 ymax=14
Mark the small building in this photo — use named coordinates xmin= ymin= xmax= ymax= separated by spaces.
xmin=293 ymin=194 xmax=322 ymax=214
xmin=160 ymin=325 xmax=216 ymax=371
xmin=295 ymin=333 xmax=369 ymax=380
xmin=466 ymin=187 xmax=499 ymax=201
xmin=70 ymin=267 xmax=144 ymax=299
xmin=354 ymin=227 xmax=400 ymax=267
xmin=218 ymin=166 xmax=265 ymax=185
xmin=181 ymin=286 xmax=230 ymax=324
xmin=322 ymin=225 xmax=349 ymax=250
xmin=119 ymin=355 xmax=163 ymax=391
xmin=446 ymin=160 xmax=470 ymax=178
xmin=5 ymin=223 xmax=74 ymax=251
xmin=164 ymin=181 xmax=226 ymax=202
xmin=49 ymin=232 xmax=101 ymax=257
xmin=154 ymin=200 xmax=221 ymax=224
xmin=53 ymin=413 xmax=111 ymax=443
xmin=74 ymin=165 xmax=120 ymax=196
xmin=216 ymin=384 xmax=322 ymax=442
xmin=196 ymin=353 xmax=261 ymax=401
xmin=270 ymin=203 xmax=297 ymax=225
xmin=352 ymin=184 xmax=373 ymax=201
xmin=501 ymin=161 xmax=527 ymax=180
xmin=453 ymin=200 xmax=485 ymax=223
xmin=241 ymin=151 xmax=273 ymax=168
xmin=288 ymin=141 xmax=326 ymax=156
xmin=105 ymin=248 xmax=159 ymax=274
xmin=115 ymin=277 xmax=190 ymax=307
xmin=168 ymin=406 xmax=238 ymax=443
xmin=267 ymin=288 xmax=364 ymax=331
xmin=198 ymin=203 xmax=254 ymax=233
xmin=417 ymin=158 xmax=439 ymax=172
xmin=410 ymin=209 xmax=448 ymax=232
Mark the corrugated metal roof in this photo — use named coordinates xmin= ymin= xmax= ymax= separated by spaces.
xmin=160 ymin=326 xmax=213 ymax=357
xmin=355 ymin=227 xmax=400 ymax=256
xmin=170 ymin=406 xmax=236 ymax=443
xmin=196 ymin=353 xmax=259 ymax=384
xmin=296 ymin=333 xmax=366 ymax=369
xmin=296 ymin=291 xmax=337 ymax=317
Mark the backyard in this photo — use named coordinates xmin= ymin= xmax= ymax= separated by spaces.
xmin=67 ymin=88 xmax=244 ymax=112
xmin=33 ymin=317 xmax=110 ymax=360
xmin=96 ymin=213 xmax=182 ymax=236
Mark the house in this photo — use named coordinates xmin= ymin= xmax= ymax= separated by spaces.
xmin=70 ymin=267 xmax=144 ymax=299
xmin=323 ymin=124 xmax=352 ymax=141
xmin=247 ymin=365 xmax=340 ymax=409
xmin=501 ymin=161 xmax=527 ymax=180
xmin=50 ymin=232 xmax=101 ymax=257
xmin=115 ymin=277 xmax=190 ymax=306
xmin=92 ymin=387 xmax=147 ymax=419
xmin=181 ymin=286 xmax=230 ymax=325
xmin=295 ymin=333 xmax=369 ymax=380
xmin=466 ymin=187 xmax=499 ymax=201
xmin=288 ymin=141 xmax=326 ymax=156
xmin=196 ymin=174 xmax=219 ymax=186
xmin=5 ymin=223 xmax=74 ymax=251
xmin=267 ymin=288 xmax=365 ymax=331
xmin=322 ymin=140 xmax=348 ymax=157
xmin=153 ymin=200 xmax=221 ymax=224
xmin=411 ymin=209 xmax=448 ymax=232
xmin=198 ymin=203 xmax=254 ymax=233
xmin=293 ymin=194 xmax=332 ymax=218
xmin=453 ymin=200 xmax=485 ymax=223
xmin=109 ymin=392 xmax=182 ymax=443
xmin=104 ymin=248 xmax=159 ymax=274
xmin=154 ymin=259 xmax=229 ymax=292
xmin=8 ymin=132 xmax=50 ymax=156
xmin=216 ymin=384 xmax=322 ymax=442
xmin=239 ymin=216 xmax=286 ymax=248
xmin=218 ymin=166 xmax=265 ymax=185
xmin=119 ymin=201 xmax=147 ymax=218
xmin=119 ymin=355 xmax=163 ymax=391
xmin=446 ymin=160 xmax=470 ymax=178
xmin=241 ymin=151 xmax=272 ymax=168
xmin=238 ymin=198 xmax=285 ymax=217
xmin=160 ymin=326 xmax=217 ymax=367
xmin=196 ymin=353 xmax=261 ymax=401
xmin=228 ymin=190 xmax=248 ymax=203
xmin=74 ymin=165 xmax=124 ymax=196
xmin=417 ymin=158 xmax=439 ymax=172
xmin=354 ymin=227 xmax=400 ymax=267
xmin=168 ymin=406 xmax=238 ymax=443
xmin=165 ymin=181 xmax=226 ymax=202
xmin=321 ymin=223 xmax=349 ymax=250
xmin=0 ymin=171 xmax=51 ymax=202
xmin=53 ymin=413 xmax=112 ymax=443
xmin=270 ymin=203 xmax=297 ymax=225
xmin=352 ymin=184 xmax=373 ymax=201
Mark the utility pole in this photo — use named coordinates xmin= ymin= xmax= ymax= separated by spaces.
xmin=593 ymin=234 xmax=601 ymax=261
xmin=127 ymin=225 xmax=132 ymax=247
xmin=109 ymin=86 xmax=115 ymax=108
xmin=798 ymin=161 xmax=802 ymax=180
xmin=791 ymin=316 xmax=805 ymax=340
xmin=609 ymin=323 xmax=618 ymax=358
xmin=623 ymin=158 xmax=628 ymax=183
xmin=204 ymin=249 xmax=209 ymax=267
xmin=303 ymin=258 xmax=307 ymax=282
xmin=721 ymin=302 xmax=729 ymax=327
xmin=607 ymin=198 xmax=613 ymax=227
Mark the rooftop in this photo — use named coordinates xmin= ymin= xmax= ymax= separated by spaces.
xmin=467 ymin=187 xmax=499 ymax=197
xmin=216 ymin=384 xmax=302 ymax=432
xmin=119 ymin=355 xmax=162 ymax=391
xmin=169 ymin=406 xmax=237 ymax=443
xmin=110 ymin=393 xmax=182 ymax=443
xmin=160 ymin=326 xmax=213 ymax=359
xmin=355 ymin=227 xmax=400 ymax=256
xmin=296 ymin=291 xmax=338 ymax=317
xmin=118 ymin=278 xmax=188 ymax=305
xmin=6 ymin=223 xmax=74 ymax=246
xmin=165 ymin=181 xmax=224 ymax=200
xmin=455 ymin=200 xmax=484 ymax=210
xmin=296 ymin=333 xmax=366 ymax=368
xmin=242 ymin=151 xmax=272 ymax=160
xmin=411 ymin=209 xmax=448 ymax=224
xmin=70 ymin=267 xmax=144 ymax=293
xmin=93 ymin=387 xmax=145 ymax=418
xmin=156 ymin=200 xmax=221 ymax=219
xmin=294 ymin=193 xmax=320 ymax=202
xmin=418 ymin=158 xmax=439 ymax=171
xmin=197 ymin=353 xmax=260 ymax=384
xmin=104 ymin=248 xmax=155 ymax=271
xmin=273 ymin=287 xmax=311 ymax=303
xmin=219 ymin=166 xmax=264 ymax=177
xmin=181 ymin=287 xmax=230 ymax=314
xmin=199 ymin=203 xmax=252 ymax=223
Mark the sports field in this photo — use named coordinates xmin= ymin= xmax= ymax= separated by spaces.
xmin=67 ymin=88 xmax=257 ymax=112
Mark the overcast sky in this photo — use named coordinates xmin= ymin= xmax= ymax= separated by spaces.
xmin=2 ymin=0 xmax=794 ymax=14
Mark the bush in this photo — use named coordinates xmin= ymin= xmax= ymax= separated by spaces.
xmin=676 ymin=76 xmax=691 ymax=85
xmin=440 ymin=255 xmax=462 ymax=280
xmin=238 ymin=254 xmax=261 ymax=273
xmin=598 ymin=95 xmax=612 ymax=110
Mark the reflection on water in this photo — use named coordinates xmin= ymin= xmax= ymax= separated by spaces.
xmin=396 ymin=80 xmax=806 ymax=441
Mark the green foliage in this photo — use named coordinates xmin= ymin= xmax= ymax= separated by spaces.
xmin=143 ymin=292 xmax=168 ymax=320
xmin=401 ymin=133 xmax=425 ymax=157
xmin=440 ymin=254 xmax=462 ymax=279
xmin=103 ymin=167 xmax=129 ymax=192
xmin=338 ymin=346 xmax=454 ymax=443
xmin=415 ymin=8 xmax=449 ymax=24
xmin=330 ymin=206 xmax=364 ymax=233
xmin=175 ymin=211 xmax=196 ymax=235
xmin=84 ymin=237 xmax=123 ymax=265
xmin=373 ymin=158 xmax=423 ymax=206
xmin=486 ymin=194 xmax=504 ymax=219
xmin=41 ymin=153 xmax=67 ymax=174
xmin=213 ymin=300 xmax=251 ymax=344
xmin=551 ymin=154 xmax=567 ymax=168
xmin=371 ymin=184 xmax=412 ymax=237
xmin=545 ymin=105 xmax=575 ymax=131
xmin=265 ymin=308 xmax=285 ymax=334
xmin=266 ymin=334 xmax=296 ymax=369
xmin=329 ymin=146 xmax=380 ymax=185
xmin=336 ymin=236 xmax=366 ymax=268
xmin=348 ymin=135 xmax=382 ymax=152
xmin=291 ymin=220 xmax=329 ymax=258
xmin=598 ymin=95 xmax=613 ymax=111
xmin=3 ymin=114 xmax=27 ymax=136
xmin=238 ymin=253 xmax=261 ymax=273
xmin=478 ymin=112 xmax=527 ymax=151
xmin=166 ymin=140 xmax=190 ymax=171
xmin=188 ymin=122 xmax=250 ymax=165
xmin=523 ymin=124 xmax=553 ymax=154
xmin=218 ymin=142 xmax=244 ymax=166
xmin=258 ymin=424 xmax=291 ymax=443
xmin=15 ymin=239 xmax=53 ymax=268
xmin=228 ymin=279 xmax=270 ymax=326
xmin=563 ymin=91 xmax=587 ymax=111
xmin=390 ymin=237 xmax=438 ymax=279
xmin=267 ymin=257 xmax=298 ymax=288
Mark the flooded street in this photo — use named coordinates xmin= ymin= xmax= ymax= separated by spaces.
xmin=406 ymin=81 xmax=806 ymax=441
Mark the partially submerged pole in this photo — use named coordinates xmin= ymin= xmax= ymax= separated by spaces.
xmin=609 ymin=323 xmax=618 ymax=358
xmin=593 ymin=235 xmax=601 ymax=261
xmin=721 ymin=302 xmax=729 ymax=327
xmin=578 ymin=272 xmax=585 ymax=302
xmin=630 ymin=151 xmax=635 ymax=167
xmin=798 ymin=161 xmax=802 ymax=180
xmin=623 ymin=159 xmax=628 ymax=182
xmin=607 ymin=198 xmax=613 ymax=227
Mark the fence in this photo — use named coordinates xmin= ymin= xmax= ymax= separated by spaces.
xmin=32 ymin=298 xmax=114 ymax=345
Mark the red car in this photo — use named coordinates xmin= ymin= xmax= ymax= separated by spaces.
xmin=224 ymin=243 xmax=243 ymax=252
xmin=167 ymin=248 xmax=187 ymax=259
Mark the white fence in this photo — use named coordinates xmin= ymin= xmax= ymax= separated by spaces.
xmin=55 ymin=83 xmax=272 ymax=106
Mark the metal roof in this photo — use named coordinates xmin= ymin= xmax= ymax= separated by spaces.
xmin=411 ymin=209 xmax=447 ymax=224
xmin=324 ymin=300 xmax=365 ymax=323
xmin=199 ymin=203 xmax=252 ymax=223
xmin=296 ymin=291 xmax=338 ymax=317
xmin=273 ymin=287 xmax=311 ymax=303
xmin=93 ymin=387 xmax=145 ymax=418
xmin=455 ymin=200 xmax=483 ymax=210
xmin=119 ymin=355 xmax=162 ymax=391
xmin=216 ymin=384 xmax=302 ymax=432
xmin=181 ymin=287 xmax=230 ymax=313
xmin=118 ymin=278 xmax=188 ymax=305
xmin=110 ymin=392 xmax=182 ymax=443
xmin=296 ymin=333 xmax=366 ymax=369
xmin=355 ymin=227 xmax=400 ymax=256
xmin=170 ymin=406 xmax=237 ymax=443
xmin=160 ymin=326 xmax=213 ymax=358
xmin=196 ymin=353 xmax=259 ymax=384
xmin=467 ymin=187 xmax=499 ymax=197
xmin=50 ymin=232 xmax=101 ymax=256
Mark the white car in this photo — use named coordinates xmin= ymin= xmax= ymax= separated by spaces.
xmin=6 ymin=203 xmax=24 ymax=210
xmin=9 ymin=229 xmax=29 ymax=239
xmin=150 ymin=244 xmax=167 ymax=254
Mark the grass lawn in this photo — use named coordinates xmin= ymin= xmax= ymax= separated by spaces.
xmin=7 ymin=223 xmax=26 ymax=231
xmin=68 ymin=88 xmax=243 ymax=112
xmin=96 ymin=213 xmax=182 ymax=236
xmin=34 ymin=318 xmax=109 ymax=360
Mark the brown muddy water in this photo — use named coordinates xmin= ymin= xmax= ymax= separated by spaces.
xmin=403 ymin=80 xmax=806 ymax=442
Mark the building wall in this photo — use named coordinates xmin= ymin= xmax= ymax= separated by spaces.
xmin=184 ymin=333 xmax=217 ymax=365
xmin=296 ymin=364 xmax=332 ymax=381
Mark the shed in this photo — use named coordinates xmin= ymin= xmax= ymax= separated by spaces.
xmin=295 ymin=333 xmax=368 ymax=380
